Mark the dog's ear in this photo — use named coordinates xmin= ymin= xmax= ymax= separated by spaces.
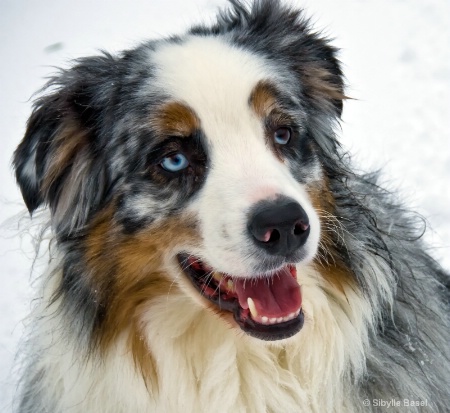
xmin=291 ymin=36 xmax=345 ymax=118
xmin=217 ymin=0 xmax=346 ymax=117
xmin=13 ymin=53 xmax=117 ymax=236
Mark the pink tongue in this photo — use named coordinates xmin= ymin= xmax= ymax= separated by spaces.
xmin=233 ymin=266 xmax=302 ymax=318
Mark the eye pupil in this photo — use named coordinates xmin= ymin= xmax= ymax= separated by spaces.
xmin=274 ymin=127 xmax=291 ymax=145
xmin=173 ymin=155 xmax=182 ymax=165
xmin=161 ymin=153 xmax=189 ymax=172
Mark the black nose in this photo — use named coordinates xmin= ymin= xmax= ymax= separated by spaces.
xmin=248 ymin=197 xmax=310 ymax=257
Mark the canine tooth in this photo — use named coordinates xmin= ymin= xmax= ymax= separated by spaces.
xmin=247 ymin=297 xmax=258 ymax=318
xmin=227 ymin=279 xmax=234 ymax=291
xmin=212 ymin=272 xmax=222 ymax=282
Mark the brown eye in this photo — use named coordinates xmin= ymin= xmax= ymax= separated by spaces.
xmin=274 ymin=127 xmax=291 ymax=145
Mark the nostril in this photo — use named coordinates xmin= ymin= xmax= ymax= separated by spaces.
xmin=268 ymin=229 xmax=280 ymax=243
xmin=294 ymin=221 xmax=309 ymax=235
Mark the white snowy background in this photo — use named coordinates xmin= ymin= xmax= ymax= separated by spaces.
xmin=0 ymin=0 xmax=449 ymax=410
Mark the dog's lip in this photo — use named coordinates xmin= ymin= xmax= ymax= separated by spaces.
xmin=176 ymin=253 xmax=304 ymax=341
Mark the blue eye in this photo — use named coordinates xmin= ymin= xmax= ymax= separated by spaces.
xmin=161 ymin=153 xmax=189 ymax=172
xmin=274 ymin=127 xmax=291 ymax=145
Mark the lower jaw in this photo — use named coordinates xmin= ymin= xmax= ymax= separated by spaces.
xmin=234 ymin=307 xmax=305 ymax=341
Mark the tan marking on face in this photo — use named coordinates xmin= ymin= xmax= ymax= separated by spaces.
xmin=249 ymin=81 xmax=291 ymax=161
xmin=307 ymin=178 xmax=356 ymax=292
xmin=151 ymin=101 xmax=200 ymax=137
xmin=83 ymin=206 xmax=200 ymax=385
xmin=249 ymin=81 xmax=278 ymax=118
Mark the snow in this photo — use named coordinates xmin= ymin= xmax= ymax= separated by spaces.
xmin=0 ymin=0 xmax=448 ymax=410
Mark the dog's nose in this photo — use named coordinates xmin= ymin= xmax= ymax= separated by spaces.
xmin=248 ymin=197 xmax=310 ymax=257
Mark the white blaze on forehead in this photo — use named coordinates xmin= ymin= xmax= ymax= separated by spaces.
xmin=152 ymin=36 xmax=271 ymax=142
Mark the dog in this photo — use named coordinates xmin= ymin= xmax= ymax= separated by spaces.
xmin=12 ymin=1 xmax=450 ymax=412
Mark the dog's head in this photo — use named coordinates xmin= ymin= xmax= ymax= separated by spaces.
xmin=14 ymin=1 xmax=345 ymax=342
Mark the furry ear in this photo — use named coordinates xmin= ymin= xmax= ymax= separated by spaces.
xmin=293 ymin=40 xmax=346 ymax=118
xmin=214 ymin=0 xmax=346 ymax=116
xmin=13 ymin=53 xmax=117 ymax=237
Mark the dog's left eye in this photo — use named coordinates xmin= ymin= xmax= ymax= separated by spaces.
xmin=273 ymin=127 xmax=291 ymax=145
xmin=161 ymin=153 xmax=189 ymax=172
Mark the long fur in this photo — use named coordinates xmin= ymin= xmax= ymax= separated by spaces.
xmin=12 ymin=1 xmax=449 ymax=412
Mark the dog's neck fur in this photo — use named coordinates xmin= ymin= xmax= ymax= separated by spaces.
xmin=23 ymin=263 xmax=370 ymax=413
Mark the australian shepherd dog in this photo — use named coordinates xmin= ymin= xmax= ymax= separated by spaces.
xmin=12 ymin=1 xmax=449 ymax=412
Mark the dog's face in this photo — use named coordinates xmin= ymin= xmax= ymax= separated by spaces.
xmin=153 ymin=37 xmax=323 ymax=339
xmin=14 ymin=3 xmax=344 ymax=342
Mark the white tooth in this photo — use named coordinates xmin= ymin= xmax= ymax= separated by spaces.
xmin=212 ymin=272 xmax=222 ymax=282
xmin=247 ymin=297 xmax=258 ymax=318
xmin=269 ymin=317 xmax=277 ymax=324
xmin=227 ymin=279 xmax=234 ymax=291
xmin=282 ymin=316 xmax=289 ymax=322
xmin=295 ymin=309 xmax=300 ymax=317
xmin=262 ymin=316 xmax=269 ymax=324
xmin=276 ymin=317 xmax=283 ymax=323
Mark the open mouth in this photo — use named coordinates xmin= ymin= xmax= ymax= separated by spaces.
xmin=177 ymin=253 xmax=304 ymax=341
